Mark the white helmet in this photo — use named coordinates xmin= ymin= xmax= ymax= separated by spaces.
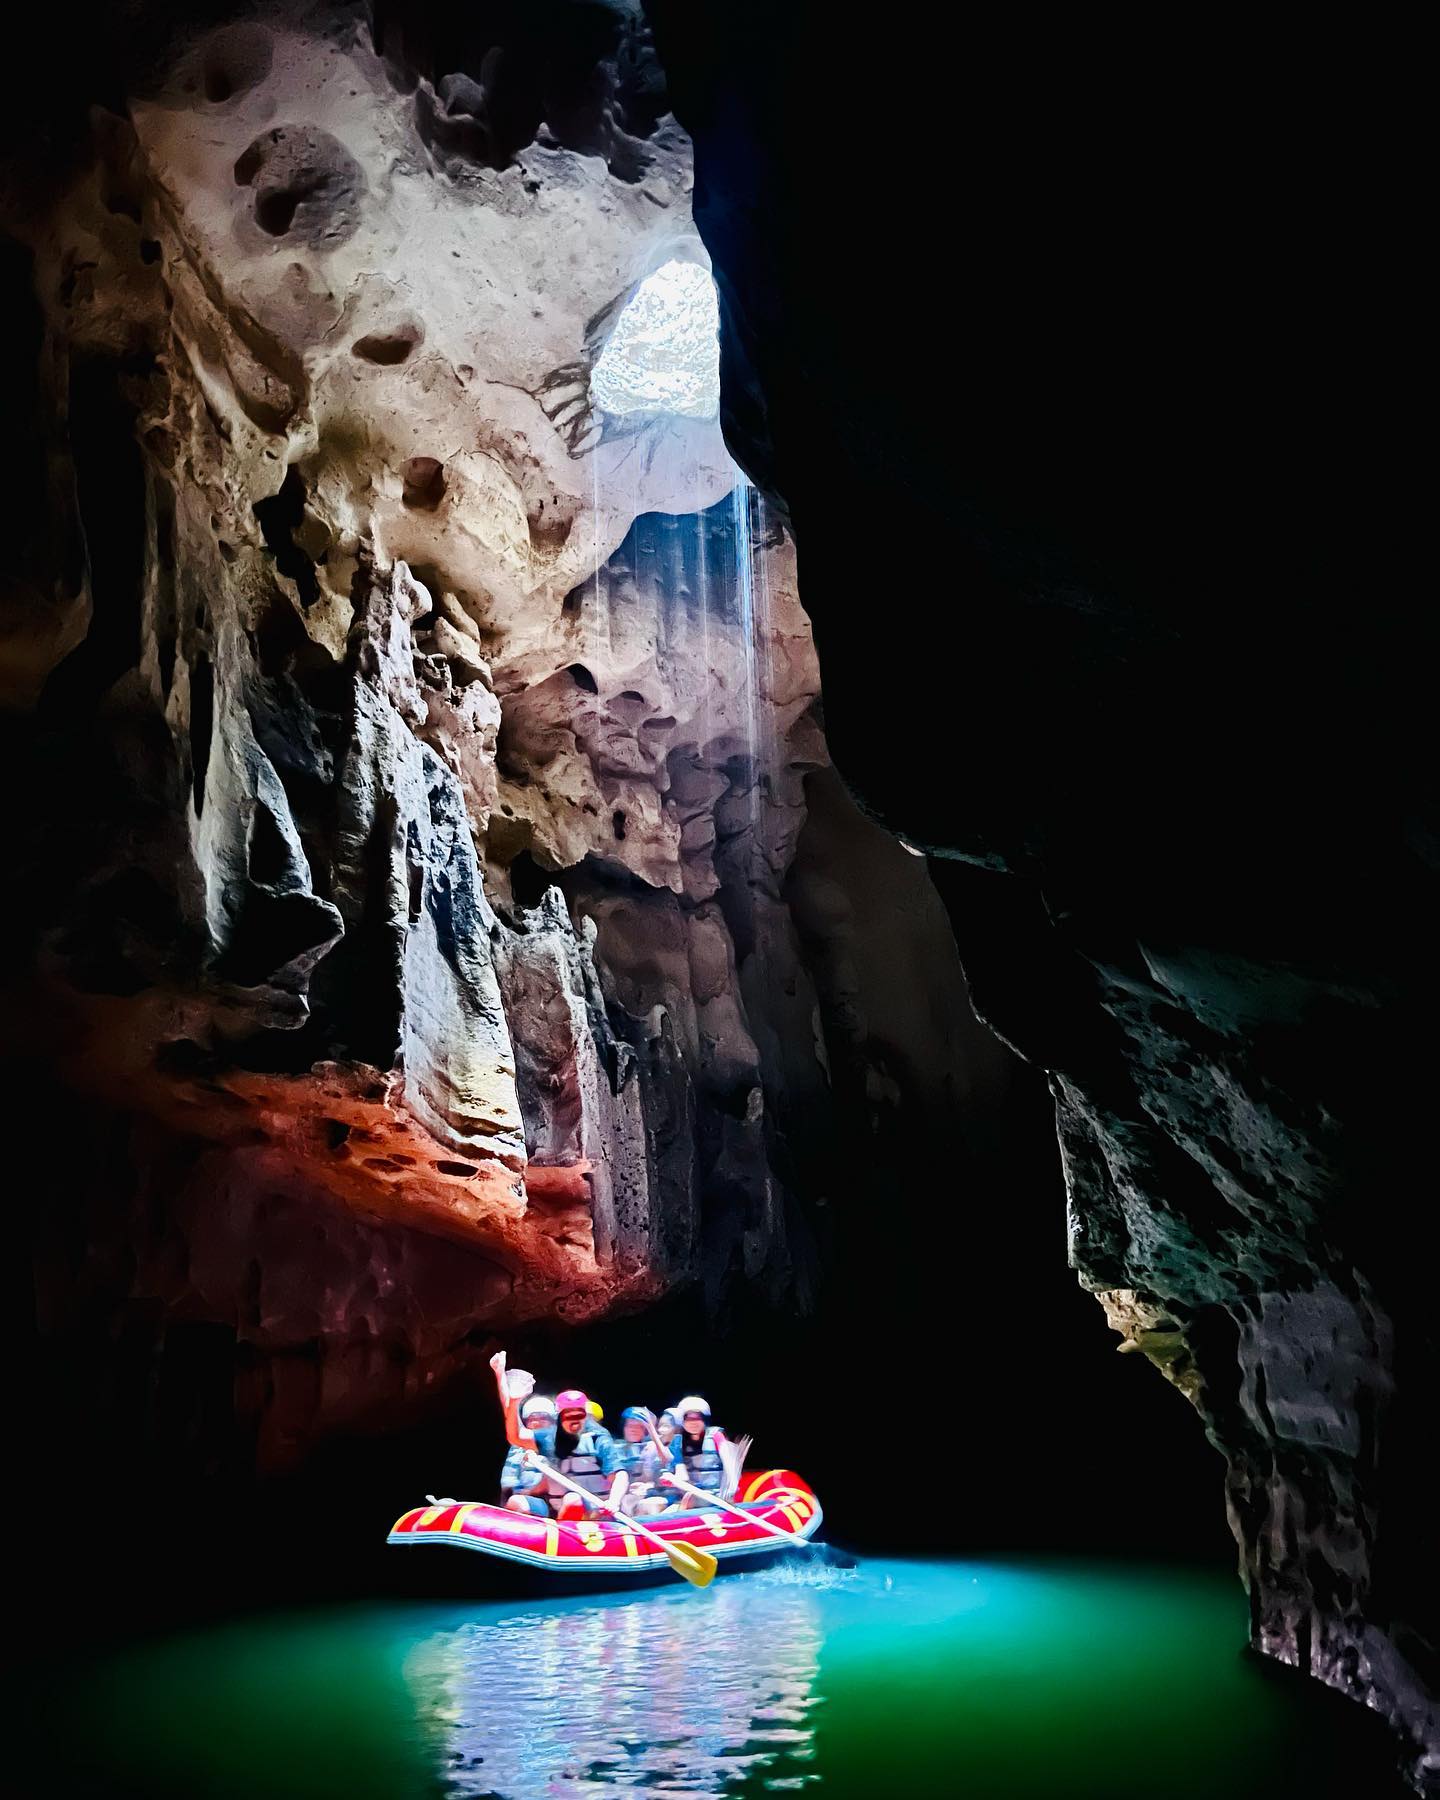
xmin=521 ymin=1395 xmax=557 ymax=1424
xmin=674 ymin=1395 xmax=711 ymax=1419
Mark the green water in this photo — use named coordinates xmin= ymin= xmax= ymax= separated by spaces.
xmin=26 ymin=1560 xmax=1402 ymax=1798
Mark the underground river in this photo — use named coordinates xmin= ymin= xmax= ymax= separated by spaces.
xmin=26 ymin=1557 xmax=1407 ymax=1798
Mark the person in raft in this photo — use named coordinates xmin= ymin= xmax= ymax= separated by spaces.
xmin=499 ymin=1395 xmax=556 ymax=1514
xmin=665 ymin=1395 xmax=733 ymax=1508
xmin=490 ymin=1351 xmax=624 ymax=1520
xmin=611 ymin=1405 xmax=683 ymax=1516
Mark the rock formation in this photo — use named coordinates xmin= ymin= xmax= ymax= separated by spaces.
xmin=5 ymin=2 xmax=1430 ymax=1789
xmin=4 ymin=2 xmax=1002 ymax=1481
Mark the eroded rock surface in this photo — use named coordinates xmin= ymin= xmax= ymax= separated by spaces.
xmin=4 ymin=1 xmax=991 ymax=1491
xmin=2 ymin=7 xmax=820 ymax=1461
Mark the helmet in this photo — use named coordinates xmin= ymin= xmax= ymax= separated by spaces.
xmin=520 ymin=1396 xmax=556 ymax=1425
xmin=555 ymin=1389 xmax=589 ymax=1416
xmin=620 ymin=1406 xmax=651 ymax=1425
xmin=587 ymin=1400 xmax=604 ymax=1422
xmin=674 ymin=1395 xmax=711 ymax=1419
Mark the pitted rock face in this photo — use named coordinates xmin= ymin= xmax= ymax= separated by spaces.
xmin=121 ymin=5 xmax=734 ymax=641
xmin=493 ymin=499 xmax=817 ymax=898
xmin=233 ymin=125 xmax=368 ymax=249
xmin=19 ymin=0 xmax=758 ymax=1247
xmin=7 ymin=0 xmax=986 ymax=1483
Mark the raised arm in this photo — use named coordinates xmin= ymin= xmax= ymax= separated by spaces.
xmin=489 ymin=1349 xmax=536 ymax=1450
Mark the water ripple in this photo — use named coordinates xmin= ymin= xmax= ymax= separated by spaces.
xmin=404 ymin=1580 xmax=824 ymax=1797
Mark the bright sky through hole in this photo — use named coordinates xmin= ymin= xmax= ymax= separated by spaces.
xmin=590 ymin=259 xmax=721 ymax=419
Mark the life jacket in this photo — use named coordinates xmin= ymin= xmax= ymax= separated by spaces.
xmin=543 ymin=1425 xmax=613 ymax=1499
xmin=680 ymin=1426 xmax=725 ymax=1493
xmin=500 ymin=1444 xmax=542 ymax=1497
xmin=612 ymin=1437 xmax=653 ymax=1479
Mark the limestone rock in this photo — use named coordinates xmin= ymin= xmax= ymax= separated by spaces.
xmin=5 ymin=0 xmax=972 ymax=1490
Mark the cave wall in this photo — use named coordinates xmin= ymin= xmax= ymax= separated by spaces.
xmin=7 ymin=7 xmax=1431 ymax=1786
xmin=3 ymin=0 xmax=1011 ymax=1499
xmin=648 ymin=2 xmax=1436 ymax=1787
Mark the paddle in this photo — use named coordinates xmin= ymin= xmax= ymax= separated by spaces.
xmin=522 ymin=1451 xmax=718 ymax=1588
xmin=661 ymin=1471 xmax=819 ymax=1549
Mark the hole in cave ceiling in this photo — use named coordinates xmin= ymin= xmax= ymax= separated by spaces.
xmin=589 ymin=259 xmax=720 ymax=421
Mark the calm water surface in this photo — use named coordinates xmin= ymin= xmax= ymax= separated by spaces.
xmin=31 ymin=1559 xmax=1402 ymax=1798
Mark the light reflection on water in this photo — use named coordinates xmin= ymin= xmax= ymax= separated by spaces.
xmin=28 ymin=1558 xmax=1410 ymax=1800
xmin=404 ymin=1573 xmax=836 ymax=1796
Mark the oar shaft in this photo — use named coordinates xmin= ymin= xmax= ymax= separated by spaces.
xmin=664 ymin=1473 xmax=813 ymax=1545
xmin=524 ymin=1452 xmax=677 ymax=1559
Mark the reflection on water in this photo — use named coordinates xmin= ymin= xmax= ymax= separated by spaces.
xmin=405 ymin=1575 xmax=830 ymax=1796
xmin=28 ymin=1559 xmax=1411 ymax=1800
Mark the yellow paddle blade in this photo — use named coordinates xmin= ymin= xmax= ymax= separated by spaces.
xmin=664 ymin=1540 xmax=718 ymax=1588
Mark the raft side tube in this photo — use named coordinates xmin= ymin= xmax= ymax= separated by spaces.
xmin=386 ymin=1471 xmax=822 ymax=1576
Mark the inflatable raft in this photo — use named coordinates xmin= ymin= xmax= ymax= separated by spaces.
xmin=388 ymin=1469 xmax=822 ymax=1583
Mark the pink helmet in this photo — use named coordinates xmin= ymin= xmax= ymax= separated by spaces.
xmin=555 ymin=1388 xmax=589 ymax=1415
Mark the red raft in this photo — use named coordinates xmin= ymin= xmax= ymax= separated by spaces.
xmin=388 ymin=1469 xmax=823 ymax=1581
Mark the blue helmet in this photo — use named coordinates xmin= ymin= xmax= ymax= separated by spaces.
xmin=620 ymin=1405 xmax=651 ymax=1425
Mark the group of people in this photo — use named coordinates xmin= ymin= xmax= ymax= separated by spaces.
xmin=489 ymin=1351 xmax=735 ymax=1522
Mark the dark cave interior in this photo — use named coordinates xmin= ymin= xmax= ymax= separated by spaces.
xmin=2 ymin=3 xmax=1433 ymax=1794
